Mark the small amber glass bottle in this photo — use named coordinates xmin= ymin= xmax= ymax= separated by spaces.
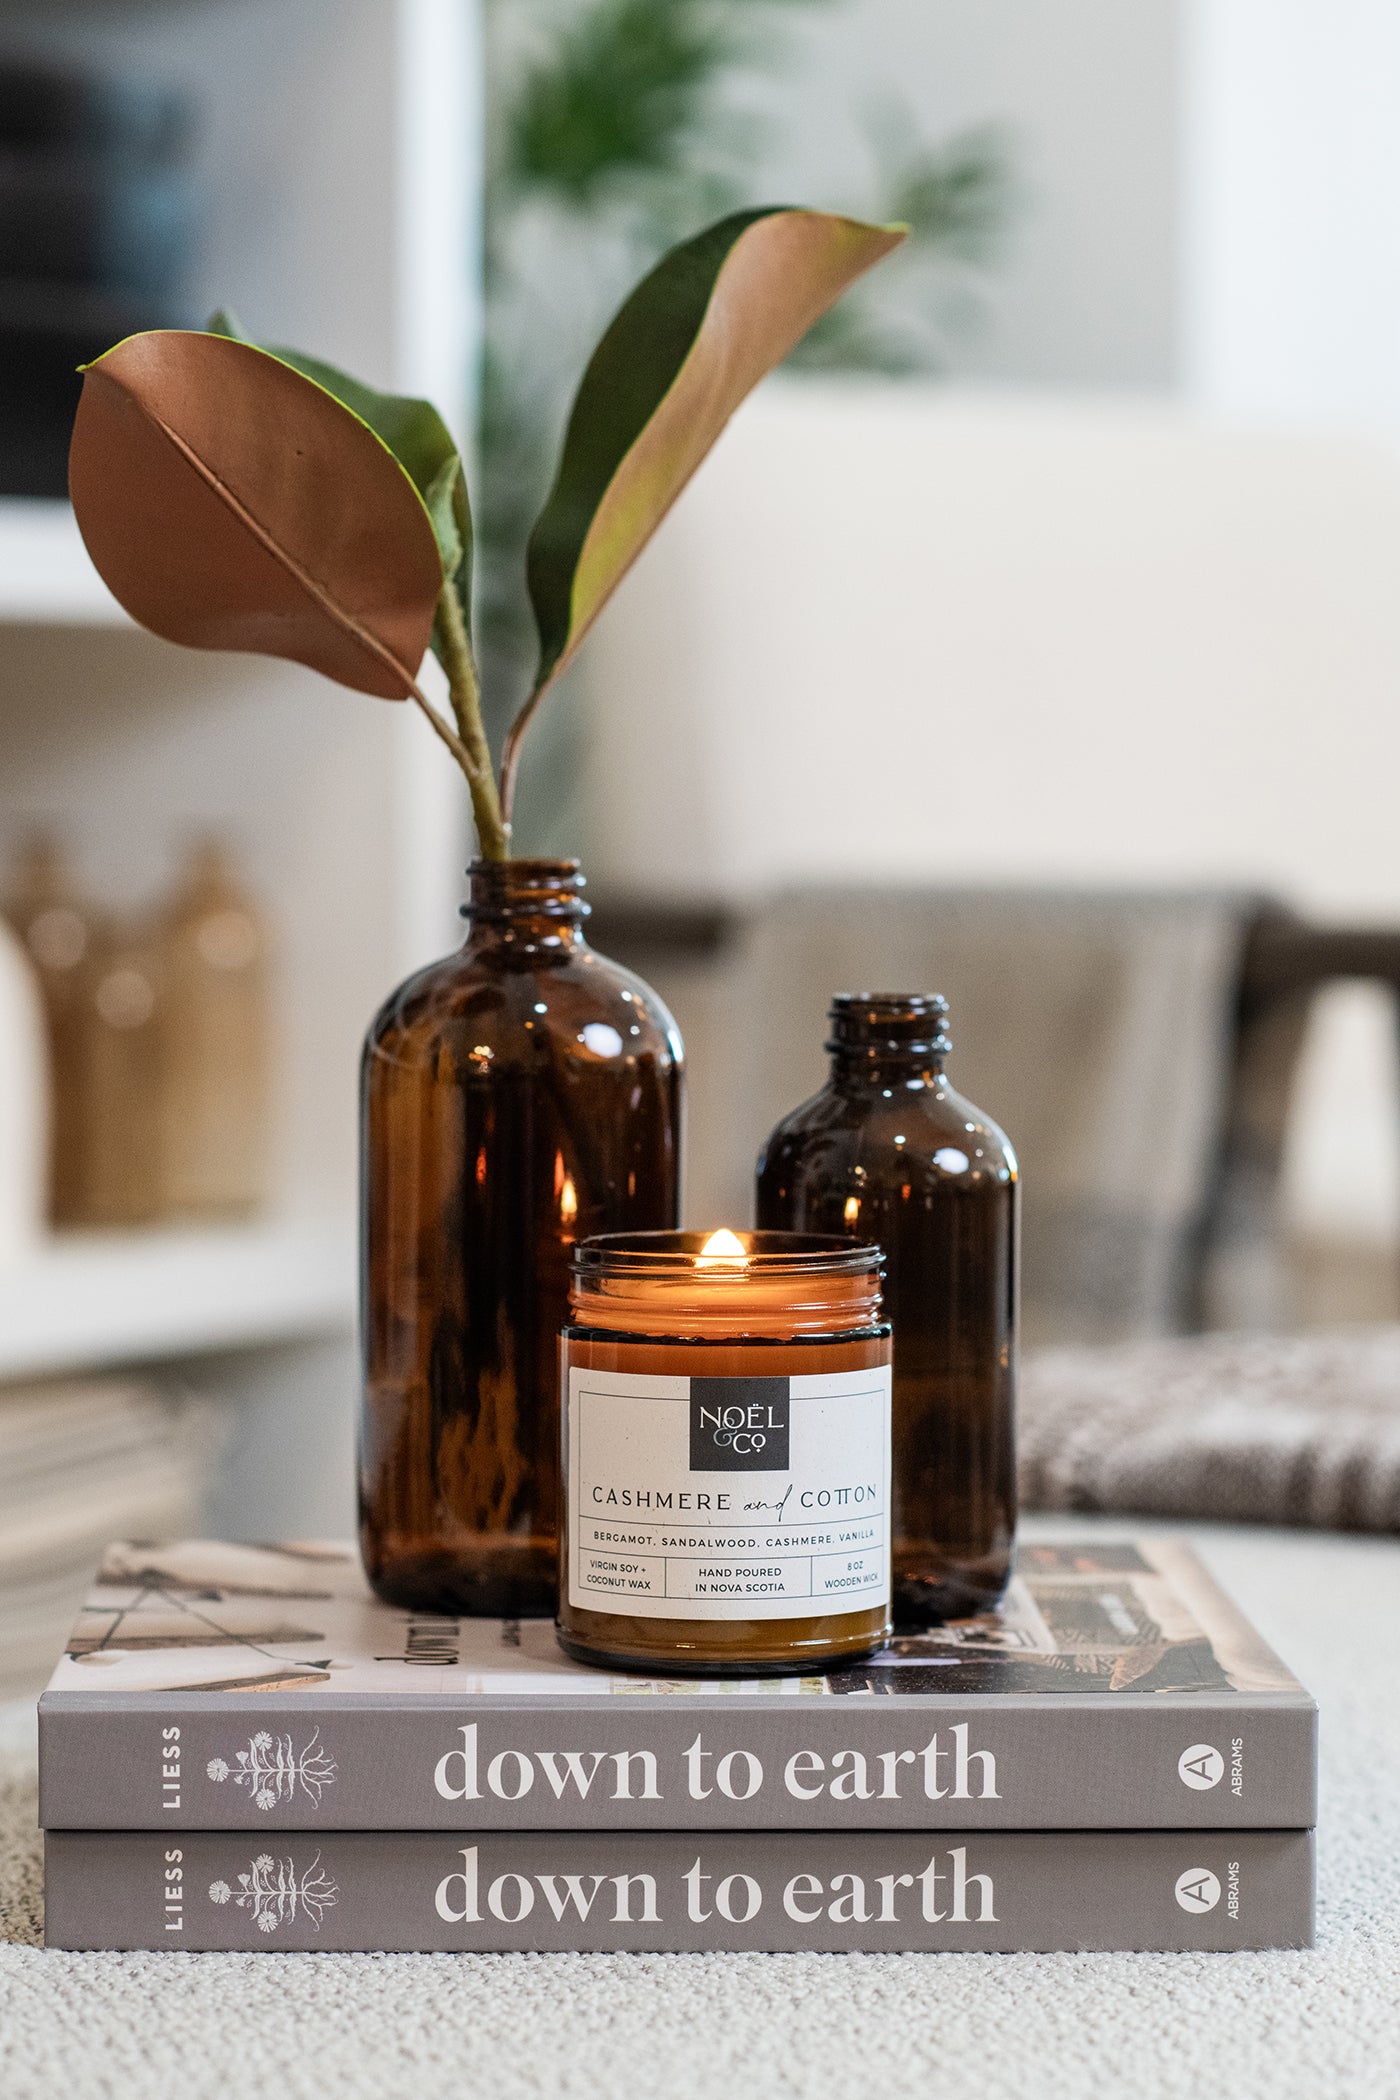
xmin=757 ymin=994 xmax=1017 ymax=1623
xmin=3 ymin=836 xmax=104 ymax=1226
xmin=559 ymin=1229 xmax=892 ymax=1675
xmin=82 ymin=918 xmax=167 ymax=1227
xmin=157 ymin=842 xmax=269 ymax=1221
xmin=360 ymin=860 xmax=682 ymax=1618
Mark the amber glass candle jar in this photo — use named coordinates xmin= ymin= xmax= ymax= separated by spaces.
xmin=558 ymin=1229 xmax=892 ymax=1675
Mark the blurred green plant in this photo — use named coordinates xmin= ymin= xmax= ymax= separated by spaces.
xmin=502 ymin=0 xmax=738 ymax=205
xmin=480 ymin=0 xmax=1015 ymax=774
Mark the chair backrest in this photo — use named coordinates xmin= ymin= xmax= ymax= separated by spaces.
xmin=596 ymin=884 xmax=1283 ymax=1346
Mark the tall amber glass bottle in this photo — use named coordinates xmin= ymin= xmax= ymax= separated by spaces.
xmin=756 ymin=993 xmax=1016 ymax=1623
xmin=360 ymin=859 xmax=683 ymax=1616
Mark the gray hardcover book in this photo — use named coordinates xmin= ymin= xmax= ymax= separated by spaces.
xmin=44 ymin=1826 xmax=1316 ymax=1954
xmin=38 ymin=1536 xmax=1318 ymax=1832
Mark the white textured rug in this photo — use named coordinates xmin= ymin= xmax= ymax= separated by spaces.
xmin=2 ymin=1520 xmax=1396 ymax=2100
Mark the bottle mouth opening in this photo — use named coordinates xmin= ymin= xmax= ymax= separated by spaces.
xmin=827 ymin=991 xmax=950 ymax=1057
xmin=463 ymin=858 xmax=589 ymax=923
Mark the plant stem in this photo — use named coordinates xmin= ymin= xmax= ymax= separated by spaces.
xmin=435 ymin=583 xmax=510 ymax=860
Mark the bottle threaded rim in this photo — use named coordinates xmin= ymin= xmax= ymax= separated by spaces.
xmin=826 ymin=991 xmax=951 ymax=1058
xmin=462 ymin=857 xmax=590 ymax=924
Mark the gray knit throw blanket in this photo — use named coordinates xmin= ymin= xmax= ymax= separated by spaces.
xmin=1020 ymin=1324 xmax=1400 ymax=1532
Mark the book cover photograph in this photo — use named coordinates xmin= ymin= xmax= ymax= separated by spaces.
xmin=38 ymin=1535 xmax=1318 ymax=1832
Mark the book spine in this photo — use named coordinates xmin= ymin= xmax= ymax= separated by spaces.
xmin=38 ymin=1696 xmax=1319 ymax=1831
xmin=45 ymin=1826 xmax=1315 ymax=1953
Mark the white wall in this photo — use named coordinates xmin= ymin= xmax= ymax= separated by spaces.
xmin=585 ymin=382 xmax=1400 ymax=911
xmin=769 ymin=1 xmax=1400 ymax=419
xmin=1184 ymin=0 xmax=1400 ymax=429
xmin=763 ymin=0 xmax=1184 ymax=387
xmin=582 ymin=382 xmax=1400 ymax=1250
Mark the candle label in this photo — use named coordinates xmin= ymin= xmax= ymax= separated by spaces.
xmin=566 ymin=1366 xmax=891 ymax=1620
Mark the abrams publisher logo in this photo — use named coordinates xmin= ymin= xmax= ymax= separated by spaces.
xmin=1177 ymin=1743 xmax=1224 ymax=1791
xmin=689 ymin=1377 xmax=789 ymax=1471
xmin=1174 ymin=1867 xmax=1222 ymax=1913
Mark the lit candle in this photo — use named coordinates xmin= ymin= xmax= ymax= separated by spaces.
xmin=558 ymin=1229 xmax=892 ymax=1674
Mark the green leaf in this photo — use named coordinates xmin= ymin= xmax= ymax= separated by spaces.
xmin=207 ymin=310 xmax=473 ymax=643
xmin=522 ymin=205 xmax=905 ymax=702
xmin=68 ymin=329 xmax=444 ymax=699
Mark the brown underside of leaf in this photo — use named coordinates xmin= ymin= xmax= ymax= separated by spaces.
xmin=68 ymin=332 xmax=443 ymax=699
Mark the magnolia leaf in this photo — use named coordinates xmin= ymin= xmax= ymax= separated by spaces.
xmin=208 ymin=309 xmax=473 ymax=641
xmin=68 ymin=330 xmax=444 ymax=698
xmin=523 ymin=206 xmax=905 ymax=702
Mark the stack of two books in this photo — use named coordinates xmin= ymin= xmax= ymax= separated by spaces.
xmin=39 ymin=1536 xmax=1317 ymax=1953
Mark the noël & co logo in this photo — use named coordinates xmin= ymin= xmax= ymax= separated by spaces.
xmin=689 ymin=1377 xmax=790 ymax=1471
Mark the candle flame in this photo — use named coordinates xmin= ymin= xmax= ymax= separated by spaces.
xmin=843 ymin=1195 xmax=860 ymax=1225
xmin=560 ymin=1176 xmax=578 ymax=1225
xmin=697 ymin=1227 xmax=747 ymax=1267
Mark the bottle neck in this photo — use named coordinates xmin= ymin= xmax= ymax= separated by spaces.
xmin=462 ymin=858 xmax=589 ymax=953
xmin=829 ymin=1048 xmax=946 ymax=1090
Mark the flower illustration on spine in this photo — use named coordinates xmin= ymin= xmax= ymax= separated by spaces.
xmin=208 ymin=1852 xmax=339 ymax=1933
xmin=205 ymin=1727 xmax=337 ymax=1808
